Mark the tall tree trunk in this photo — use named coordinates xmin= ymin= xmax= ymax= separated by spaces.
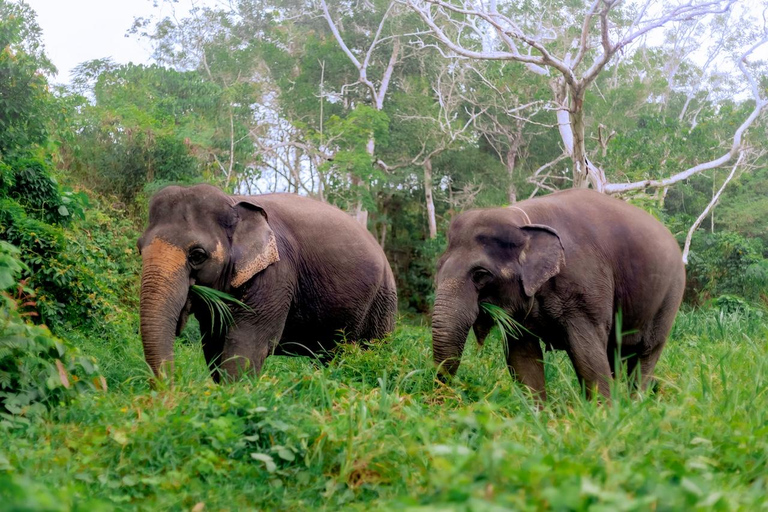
xmin=506 ymin=133 xmax=522 ymax=204
xmin=551 ymin=79 xmax=591 ymax=190
xmin=380 ymin=221 xmax=388 ymax=249
xmin=424 ymin=157 xmax=437 ymax=239
xmin=353 ymin=137 xmax=374 ymax=227
xmin=569 ymin=89 xmax=589 ymax=189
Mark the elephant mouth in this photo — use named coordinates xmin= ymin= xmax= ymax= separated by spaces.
xmin=175 ymin=277 xmax=195 ymax=337
xmin=472 ymin=306 xmax=494 ymax=347
xmin=175 ymin=294 xmax=193 ymax=336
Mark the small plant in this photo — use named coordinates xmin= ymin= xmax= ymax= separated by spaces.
xmin=0 ymin=242 xmax=105 ymax=419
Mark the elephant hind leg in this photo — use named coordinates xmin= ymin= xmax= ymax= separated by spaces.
xmin=359 ymin=286 xmax=397 ymax=341
xmin=565 ymin=318 xmax=613 ymax=401
xmin=627 ymin=301 xmax=679 ymax=391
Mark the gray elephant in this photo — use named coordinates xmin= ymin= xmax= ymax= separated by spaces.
xmin=432 ymin=189 xmax=685 ymax=401
xmin=138 ymin=184 xmax=397 ymax=381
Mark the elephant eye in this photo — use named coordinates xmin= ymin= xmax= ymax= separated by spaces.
xmin=471 ymin=268 xmax=493 ymax=286
xmin=188 ymin=247 xmax=208 ymax=266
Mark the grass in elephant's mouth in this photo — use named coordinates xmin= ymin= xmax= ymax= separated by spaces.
xmin=190 ymin=284 xmax=251 ymax=332
xmin=481 ymin=303 xmax=539 ymax=358
xmin=1 ymin=307 xmax=767 ymax=510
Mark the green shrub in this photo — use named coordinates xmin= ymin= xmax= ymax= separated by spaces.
xmin=8 ymin=156 xmax=63 ymax=223
xmin=0 ymin=242 xmax=106 ymax=420
xmin=0 ymin=473 xmax=109 ymax=511
xmin=0 ymin=189 xmax=140 ymax=329
xmin=687 ymin=231 xmax=768 ymax=304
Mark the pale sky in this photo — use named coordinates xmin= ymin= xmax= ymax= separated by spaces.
xmin=24 ymin=0 xmax=199 ymax=84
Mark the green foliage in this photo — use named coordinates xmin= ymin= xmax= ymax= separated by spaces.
xmin=190 ymin=285 xmax=252 ymax=334
xmin=0 ymin=187 xmax=141 ymax=328
xmin=0 ymin=241 xmax=105 ymax=420
xmin=396 ymin=235 xmax=445 ymax=312
xmin=480 ymin=303 xmax=531 ymax=345
xmin=0 ymin=473 xmax=109 ymax=511
xmin=322 ymin=105 xmax=391 ymax=212
xmin=0 ymin=0 xmax=54 ymax=157
xmin=0 ymin=241 xmax=25 ymax=294
xmin=58 ymin=61 xmax=258 ymax=205
xmin=687 ymin=231 xmax=768 ymax=303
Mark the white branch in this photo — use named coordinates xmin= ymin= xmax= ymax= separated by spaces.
xmin=406 ymin=0 xmax=552 ymax=75
xmin=320 ymin=0 xmax=362 ymax=70
xmin=682 ymin=153 xmax=744 ymax=264
xmin=377 ymin=37 xmax=400 ymax=109
xmin=605 ymin=35 xmax=768 ymax=194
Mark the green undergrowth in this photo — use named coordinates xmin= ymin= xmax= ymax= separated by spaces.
xmin=1 ymin=307 xmax=767 ymax=511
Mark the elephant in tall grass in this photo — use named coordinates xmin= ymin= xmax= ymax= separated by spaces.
xmin=432 ymin=189 xmax=685 ymax=401
xmin=138 ymin=184 xmax=397 ymax=381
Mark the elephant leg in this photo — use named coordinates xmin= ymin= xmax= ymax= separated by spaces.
xmin=505 ymin=335 xmax=547 ymax=402
xmin=201 ymin=333 xmax=224 ymax=384
xmin=220 ymin=316 xmax=286 ymax=380
xmin=219 ymin=294 xmax=291 ymax=380
xmin=630 ymin=324 xmax=673 ymax=391
xmin=627 ymin=302 xmax=677 ymax=391
xmin=192 ymin=309 xmax=224 ymax=383
xmin=565 ymin=319 xmax=612 ymax=401
xmin=360 ymin=286 xmax=397 ymax=341
xmin=632 ymin=342 xmax=666 ymax=391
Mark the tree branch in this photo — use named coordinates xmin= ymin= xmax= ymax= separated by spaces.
xmin=681 ymin=153 xmax=744 ymax=264
xmin=605 ymin=34 xmax=768 ymax=194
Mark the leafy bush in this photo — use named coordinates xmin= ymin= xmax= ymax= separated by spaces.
xmin=0 ymin=242 xmax=105 ymax=420
xmin=8 ymin=156 xmax=63 ymax=222
xmin=687 ymin=231 xmax=768 ymax=304
xmin=0 ymin=183 xmax=140 ymax=328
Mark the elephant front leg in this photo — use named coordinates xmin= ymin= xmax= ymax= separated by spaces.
xmin=506 ymin=335 xmax=547 ymax=402
xmin=220 ymin=317 xmax=284 ymax=380
xmin=219 ymin=308 xmax=288 ymax=380
xmin=191 ymin=305 xmax=225 ymax=383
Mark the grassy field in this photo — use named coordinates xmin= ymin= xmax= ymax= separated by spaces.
xmin=1 ymin=306 xmax=767 ymax=511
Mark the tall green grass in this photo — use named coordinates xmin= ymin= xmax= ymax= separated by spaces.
xmin=1 ymin=306 xmax=766 ymax=510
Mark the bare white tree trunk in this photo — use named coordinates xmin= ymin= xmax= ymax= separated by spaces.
xmin=506 ymin=146 xmax=518 ymax=204
xmin=570 ymin=91 xmax=589 ymax=189
xmin=424 ymin=157 xmax=437 ymax=238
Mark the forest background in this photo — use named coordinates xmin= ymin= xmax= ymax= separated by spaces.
xmin=1 ymin=0 xmax=767 ymax=509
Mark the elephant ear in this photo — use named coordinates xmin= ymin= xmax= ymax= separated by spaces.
xmin=230 ymin=201 xmax=280 ymax=288
xmin=519 ymin=224 xmax=565 ymax=297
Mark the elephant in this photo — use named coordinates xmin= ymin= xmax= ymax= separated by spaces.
xmin=432 ymin=189 xmax=685 ymax=401
xmin=138 ymin=184 xmax=397 ymax=381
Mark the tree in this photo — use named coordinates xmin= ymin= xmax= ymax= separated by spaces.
xmin=0 ymin=0 xmax=55 ymax=157
xmin=405 ymin=0 xmax=761 ymax=192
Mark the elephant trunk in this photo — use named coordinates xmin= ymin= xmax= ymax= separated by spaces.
xmin=139 ymin=239 xmax=189 ymax=379
xmin=432 ymin=282 xmax=478 ymax=377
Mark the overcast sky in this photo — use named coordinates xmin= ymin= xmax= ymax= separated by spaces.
xmin=25 ymin=0 xmax=198 ymax=84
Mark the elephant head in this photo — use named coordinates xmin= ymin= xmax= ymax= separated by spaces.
xmin=432 ymin=209 xmax=564 ymax=377
xmin=137 ymin=184 xmax=279 ymax=379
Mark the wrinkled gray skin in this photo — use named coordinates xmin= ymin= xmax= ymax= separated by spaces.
xmin=138 ymin=184 xmax=397 ymax=382
xmin=433 ymin=189 xmax=685 ymax=401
